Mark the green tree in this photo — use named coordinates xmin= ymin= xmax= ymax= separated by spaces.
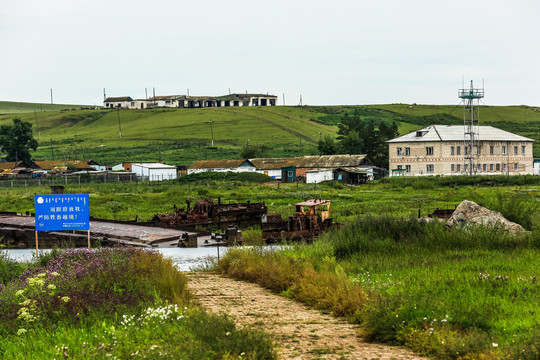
xmin=317 ymin=135 xmax=338 ymax=155
xmin=0 ymin=118 xmax=38 ymax=164
xmin=336 ymin=110 xmax=398 ymax=168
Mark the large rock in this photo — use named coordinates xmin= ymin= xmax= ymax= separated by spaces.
xmin=445 ymin=200 xmax=526 ymax=235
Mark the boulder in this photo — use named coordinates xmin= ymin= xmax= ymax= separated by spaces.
xmin=445 ymin=200 xmax=526 ymax=235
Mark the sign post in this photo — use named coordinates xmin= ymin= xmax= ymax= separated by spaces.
xmin=34 ymin=194 xmax=90 ymax=257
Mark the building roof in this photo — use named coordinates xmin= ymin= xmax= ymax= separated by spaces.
xmin=0 ymin=162 xmax=24 ymax=170
xmin=30 ymin=161 xmax=94 ymax=170
xmin=133 ymin=163 xmax=177 ymax=169
xmin=250 ymin=158 xmax=300 ymax=170
xmin=188 ymin=159 xmax=255 ymax=169
xmin=296 ymin=155 xmax=370 ymax=168
xmin=104 ymin=96 xmax=133 ymax=102
xmin=387 ymin=125 xmax=535 ymax=143
xmin=250 ymin=155 xmax=370 ymax=170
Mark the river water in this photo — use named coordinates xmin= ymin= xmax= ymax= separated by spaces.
xmin=3 ymin=247 xmax=235 ymax=272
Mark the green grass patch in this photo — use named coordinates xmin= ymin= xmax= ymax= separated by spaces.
xmin=0 ymin=247 xmax=276 ymax=359
xmin=217 ymin=215 xmax=540 ymax=359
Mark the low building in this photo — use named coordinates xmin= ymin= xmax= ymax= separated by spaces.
xmin=187 ymin=159 xmax=256 ymax=174
xmin=132 ymin=163 xmax=178 ymax=181
xmin=103 ymin=93 xmax=278 ymax=109
xmin=29 ymin=161 xmax=94 ymax=173
xmin=103 ymin=97 xmax=133 ymax=109
xmin=387 ymin=125 xmax=535 ymax=176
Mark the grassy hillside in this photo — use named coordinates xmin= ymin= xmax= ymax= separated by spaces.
xmin=0 ymin=106 xmax=336 ymax=166
xmin=0 ymin=101 xmax=96 ymax=114
xmin=0 ymin=101 xmax=538 ymax=165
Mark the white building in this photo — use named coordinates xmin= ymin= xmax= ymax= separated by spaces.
xmin=305 ymin=169 xmax=334 ymax=183
xmin=387 ymin=125 xmax=535 ymax=176
xmin=187 ymin=159 xmax=256 ymax=174
xmin=132 ymin=163 xmax=178 ymax=181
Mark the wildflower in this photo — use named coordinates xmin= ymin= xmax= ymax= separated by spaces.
xmin=61 ymin=296 xmax=70 ymax=303
xmin=15 ymin=290 xmax=25 ymax=297
xmin=47 ymin=284 xmax=56 ymax=290
xmin=492 ymin=343 xmax=498 ymax=347
xmin=51 ymin=272 xmax=60 ymax=277
xmin=17 ymin=328 xmax=27 ymax=336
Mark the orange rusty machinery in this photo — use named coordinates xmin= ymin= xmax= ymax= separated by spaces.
xmin=261 ymin=199 xmax=335 ymax=243
xmin=152 ymin=197 xmax=267 ymax=230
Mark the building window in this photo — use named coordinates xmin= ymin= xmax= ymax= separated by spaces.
xmin=426 ymin=164 xmax=434 ymax=173
xmin=476 ymin=146 xmax=481 ymax=155
xmin=502 ymin=146 xmax=507 ymax=155
xmin=451 ymin=164 xmax=455 ymax=172
xmin=496 ymin=163 xmax=500 ymax=171
xmin=131 ymin=102 xmax=135 ymax=106
xmin=426 ymin=147 xmax=434 ymax=156
xmin=457 ymin=146 xmax=461 ymax=155
xmin=483 ymin=164 xmax=487 ymax=172
xmin=464 ymin=164 xmax=468 ymax=172
xmin=490 ymin=145 xmax=494 ymax=155
xmin=450 ymin=146 xmax=455 ymax=155
xmin=490 ymin=163 xmax=494 ymax=172
xmin=405 ymin=165 xmax=411 ymax=173
xmin=514 ymin=163 xmax=518 ymax=172
xmin=405 ymin=148 xmax=410 ymax=156
xmin=397 ymin=148 xmax=402 ymax=156
xmin=503 ymin=163 xmax=507 ymax=173
xmin=464 ymin=146 xmax=469 ymax=155
xmin=457 ymin=164 xmax=461 ymax=172
xmin=397 ymin=165 xmax=402 ymax=170
xmin=514 ymin=146 xmax=518 ymax=155
xmin=522 ymin=146 xmax=526 ymax=155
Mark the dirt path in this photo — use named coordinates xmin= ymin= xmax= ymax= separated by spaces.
xmin=187 ymin=273 xmax=426 ymax=360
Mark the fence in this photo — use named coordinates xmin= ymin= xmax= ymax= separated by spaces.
xmin=0 ymin=174 xmax=144 ymax=188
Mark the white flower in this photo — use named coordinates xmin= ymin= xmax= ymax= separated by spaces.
xmin=492 ymin=343 xmax=498 ymax=347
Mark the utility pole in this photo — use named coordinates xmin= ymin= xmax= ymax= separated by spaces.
xmin=117 ymin=110 xmax=122 ymax=138
xmin=209 ymin=120 xmax=214 ymax=146
xmin=50 ymin=89 xmax=53 ymax=110
xmin=34 ymin=110 xmax=40 ymax=140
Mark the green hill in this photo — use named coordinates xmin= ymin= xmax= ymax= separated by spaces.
xmin=0 ymin=102 xmax=538 ymax=166
xmin=0 ymin=101 xmax=96 ymax=114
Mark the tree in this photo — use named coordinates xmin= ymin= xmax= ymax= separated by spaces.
xmin=336 ymin=110 xmax=399 ymax=168
xmin=0 ymin=118 xmax=38 ymax=164
xmin=317 ymin=135 xmax=338 ymax=155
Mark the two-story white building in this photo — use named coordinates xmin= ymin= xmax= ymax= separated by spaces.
xmin=387 ymin=125 xmax=535 ymax=176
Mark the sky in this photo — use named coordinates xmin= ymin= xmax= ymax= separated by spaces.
xmin=1 ymin=0 xmax=539 ymax=106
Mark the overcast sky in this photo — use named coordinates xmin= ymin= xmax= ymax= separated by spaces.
xmin=1 ymin=0 xmax=539 ymax=106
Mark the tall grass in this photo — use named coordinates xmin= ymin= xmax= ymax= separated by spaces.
xmin=0 ymin=247 xmax=277 ymax=359
xmin=217 ymin=217 xmax=540 ymax=359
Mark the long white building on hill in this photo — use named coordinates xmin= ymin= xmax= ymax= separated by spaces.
xmin=104 ymin=93 xmax=277 ymax=109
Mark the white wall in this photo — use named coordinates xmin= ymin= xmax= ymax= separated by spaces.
xmin=132 ymin=164 xmax=177 ymax=181
xmin=306 ymin=169 xmax=334 ymax=184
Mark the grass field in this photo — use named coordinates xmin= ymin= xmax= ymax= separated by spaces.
xmin=1 ymin=101 xmax=539 ymax=165
xmin=0 ymin=175 xmax=538 ymax=359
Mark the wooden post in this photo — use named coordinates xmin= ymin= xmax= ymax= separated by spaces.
xmin=35 ymin=231 xmax=39 ymax=258
xmin=88 ymin=230 xmax=91 ymax=249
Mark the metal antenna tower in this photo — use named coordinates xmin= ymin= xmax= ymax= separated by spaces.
xmin=458 ymin=80 xmax=484 ymax=175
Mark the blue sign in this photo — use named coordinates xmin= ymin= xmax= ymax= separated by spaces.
xmin=34 ymin=194 xmax=90 ymax=231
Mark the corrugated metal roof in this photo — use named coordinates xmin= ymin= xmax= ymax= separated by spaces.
xmin=133 ymin=163 xmax=176 ymax=169
xmin=30 ymin=161 xmax=94 ymax=170
xmin=387 ymin=125 xmax=535 ymax=143
xmin=0 ymin=162 xmax=21 ymax=170
xmin=188 ymin=159 xmax=255 ymax=169
xmin=104 ymin=97 xmax=133 ymax=102
xmin=191 ymin=155 xmax=370 ymax=170
xmin=295 ymin=155 xmax=369 ymax=168
xmin=250 ymin=157 xmax=300 ymax=169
